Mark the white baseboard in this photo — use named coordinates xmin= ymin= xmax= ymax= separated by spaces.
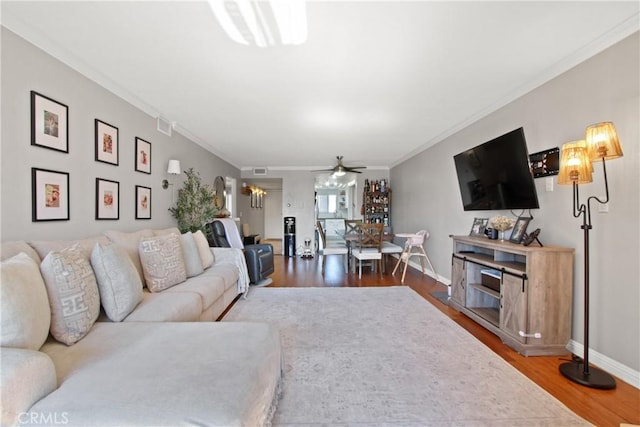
xmin=566 ymin=340 xmax=640 ymax=389
xmin=394 ymin=255 xmax=640 ymax=390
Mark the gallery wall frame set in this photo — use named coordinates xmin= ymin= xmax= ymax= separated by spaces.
xmin=135 ymin=185 xmax=152 ymax=219
xmin=31 ymin=91 xmax=69 ymax=153
xmin=96 ymin=178 xmax=119 ymax=220
xmin=95 ymin=119 xmax=119 ymax=165
xmin=32 ymin=168 xmax=70 ymax=222
xmin=135 ymin=137 xmax=152 ymax=174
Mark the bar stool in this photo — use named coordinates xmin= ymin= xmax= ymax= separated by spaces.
xmin=392 ymin=230 xmax=437 ymax=283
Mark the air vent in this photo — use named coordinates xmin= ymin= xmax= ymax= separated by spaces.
xmin=253 ymin=167 xmax=268 ymax=176
xmin=157 ymin=117 xmax=173 ymax=137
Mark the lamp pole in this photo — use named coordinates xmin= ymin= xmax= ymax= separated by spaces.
xmin=559 ymin=158 xmax=616 ymax=390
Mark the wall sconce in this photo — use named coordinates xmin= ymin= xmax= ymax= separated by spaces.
xmin=162 ymin=159 xmax=181 ymax=189
xmin=557 ymin=121 xmax=623 ymax=390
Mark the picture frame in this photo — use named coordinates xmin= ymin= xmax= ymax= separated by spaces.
xmin=469 ymin=217 xmax=488 ymax=237
xmin=95 ymin=119 xmax=119 ymax=165
xmin=32 ymin=168 xmax=70 ymax=221
xmin=96 ymin=178 xmax=119 ymax=220
xmin=31 ymin=91 xmax=69 ymax=153
xmin=135 ymin=137 xmax=151 ymax=174
xmin=135 ymin=185 xmax=152 ymax=219
xmin=509 ymin=217 xmax=531 ymax=243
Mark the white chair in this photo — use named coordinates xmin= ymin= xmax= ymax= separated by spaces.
xmin=392 ymin=230 xmax=437 ymax=283
xmin=317 ymin=221 xmax=348 ymax=273
xmin=352 ymin=223 xmax=384 ymax=278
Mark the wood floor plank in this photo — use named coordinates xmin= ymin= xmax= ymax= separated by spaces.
xmin=245 ymin=252 xmax=640 ymax=426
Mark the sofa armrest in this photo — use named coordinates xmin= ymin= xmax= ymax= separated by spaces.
xmin=1 ymin=348 xmax=57 ymax=426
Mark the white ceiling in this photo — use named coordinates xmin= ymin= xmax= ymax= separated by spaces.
xmin=3 ymin=1 xmax=638 ymax=171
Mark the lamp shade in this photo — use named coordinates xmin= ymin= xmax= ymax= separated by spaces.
xmin=585 ymin=122 xmax=623 ymax=162
xmin=558 ymin=140 xmax=593 ymax=185
xmin=167 ymin=160 xmax=181 ymax=175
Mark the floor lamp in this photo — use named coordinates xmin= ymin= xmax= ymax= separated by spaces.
xmin=557 ymin=122 xmax=623 ymax=390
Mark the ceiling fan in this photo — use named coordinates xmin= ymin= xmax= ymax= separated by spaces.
xmin=312 ymin=156 xmax=366 ymax=176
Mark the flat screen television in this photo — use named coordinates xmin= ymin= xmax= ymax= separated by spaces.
xmin=453 ymin=127 xmax=539 ymax=211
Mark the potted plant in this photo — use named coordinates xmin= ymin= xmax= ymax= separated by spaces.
xmin=169 ymin=168 xmax=218 ymax=233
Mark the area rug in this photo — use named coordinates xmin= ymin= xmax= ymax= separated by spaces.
xmin=223 ymin=287 xmax=589 ymax=426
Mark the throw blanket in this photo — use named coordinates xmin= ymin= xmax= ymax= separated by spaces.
xmin=212 ymin=247 xmax=250 ymax=296
xmin=217 ymin=218 xmax=245 ymax=249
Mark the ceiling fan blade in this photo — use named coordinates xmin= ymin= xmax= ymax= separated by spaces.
xmin=345 ymin=166 xmax=367 ymax=170
xmin=310 ymin=168 xmax=336 ymax=173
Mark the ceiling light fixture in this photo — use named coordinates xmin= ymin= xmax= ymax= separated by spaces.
xmin=208 ymin=0 xmax=307 ymax=47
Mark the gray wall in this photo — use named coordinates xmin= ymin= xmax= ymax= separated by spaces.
xmin=1 ymin=28 xmax=239 ymax=242
xmin=391 ymin=33 xmax=639 ymax=375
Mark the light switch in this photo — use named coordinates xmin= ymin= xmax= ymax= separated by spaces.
xmin=599 ymin=202 xmax=609 ymax=213
xmin=545 ymin=177 xmax=554 ymax=192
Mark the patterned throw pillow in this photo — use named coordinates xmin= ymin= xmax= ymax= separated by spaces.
xmin=138 ymin=233 xmax=187 ymax=292
xmin=40 ymin=244 xmax=100 ymax=345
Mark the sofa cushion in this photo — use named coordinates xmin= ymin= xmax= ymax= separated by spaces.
xmin=40 ymin=244 xmax=100 ymax=345
xmin=90 ymin=243 xmax=143 ymax=322
xmin=121 ymin=290 xmax=202 ymax=322
xmin=1 ymin=253 xmax=51 ymax=350
xmin=193 ymin=230 xmax=214 ymax=268
xmin=103 ymin=229 xmax=154 ymax=283
xmin=153 ymin=227 xmax=181 ymax=236
xmin=1 ymin=348 xmax=57 ymax=427
xmin=163 ymin=274 xmax=226 ymax=310
xmin=1 ymin=241 xmax=41 ymax=263
xmin=29 ymin=236 xmax=110 ymax=262
xmin=180 ymin=232 xmax=204 ymax=278
xmin=139 ymin=233 xmax=187 ymax=292
xmin=32 ymin=322 xmax=282 ymax=427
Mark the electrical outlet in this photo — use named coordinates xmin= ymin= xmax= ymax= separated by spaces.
xmin=599 ymin=202 xmax=609 ymax=213
xmin=545 ymin=177 xmax=554 ymax=192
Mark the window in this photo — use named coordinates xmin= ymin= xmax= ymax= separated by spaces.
xmin=317 ymin=194 xmax=337 ymax=214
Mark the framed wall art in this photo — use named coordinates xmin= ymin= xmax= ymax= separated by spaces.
xmin=95 ymin=119 xmax=119 ymax=165
xmin=32 ymin=168 xmax=70 ymax=221
xmin=31 ymin=91 xmax=69 ymax=153
xmin=509 ymin=217 xmax=531 ymax=243
xmin=135 ymin=185 xmax=151 ymax=219
xmin=96 ymin=178 xmax=119 ymax=220
xmin=135 ymin=137 xmax=151 ymax=174
xmin=469 ymin=217 xmax=488 ymax=237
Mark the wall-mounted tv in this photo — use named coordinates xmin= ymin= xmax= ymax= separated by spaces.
xmin=453 ymin=127 xmax=539 ymax=211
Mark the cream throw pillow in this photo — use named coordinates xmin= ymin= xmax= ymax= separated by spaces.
xmin=0 ymin=253 xmax=51 ymax=350
xmin=40 ymin=244 xmax=100 ymax=345
xmin=139 ymin=233 xmax=187 ymax=292
xmin=180 ymin=232 xmax=204 ymax=277
xmin=91 ymin=243 xmax=143 ymax=321
xmin=193 ymin=230 xmax=214 ymax=269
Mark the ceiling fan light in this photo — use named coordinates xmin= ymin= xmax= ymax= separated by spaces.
xmin=334 ymin=170 xmax=346 ymax=177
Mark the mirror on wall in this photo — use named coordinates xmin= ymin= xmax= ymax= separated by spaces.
xmin=213 ymin=176 xmax=226 ymax=210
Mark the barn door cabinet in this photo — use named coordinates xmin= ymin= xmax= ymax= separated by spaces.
xmin=449 ymin=235 xmax=574 ymax=356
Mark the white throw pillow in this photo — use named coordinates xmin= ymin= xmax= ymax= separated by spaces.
xmin=193 ymin=230 xmax=214 ymax=269
xmin=103 ymin=229 xmax=154 ymax=283
xmin=40 ymin=244 xmax=100 ymax=345
xmin=180 ymin=232 xmax=204 ymax=277
xmin=138 ymin=233 xmax=187 ymax=292
xmin=0 ymin=253 xmax=51 ymax=350
xmin=91 ymin=243 xmax=144 ymax=321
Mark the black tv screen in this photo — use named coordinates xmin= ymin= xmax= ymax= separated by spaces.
xmin=453 ymin=127 xmax=539 ymax=211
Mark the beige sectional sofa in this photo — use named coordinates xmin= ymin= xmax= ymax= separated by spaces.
xmin=0 ymin=228 xmax=282 ymax=426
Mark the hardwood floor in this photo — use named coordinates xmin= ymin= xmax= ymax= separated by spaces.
xmin=262 ymin=253 xmax=640 ymax=427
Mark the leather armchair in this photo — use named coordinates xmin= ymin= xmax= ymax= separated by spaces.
xmin=205 ymin=220 xmax=274 ymax=286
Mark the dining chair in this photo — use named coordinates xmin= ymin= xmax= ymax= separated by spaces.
xmin=344 ymin=220 xmax=363 ymax=237
xmin=351 ymin=223 xmax=384 ymax=278
xmin=392 ymin=230 xmax=437 ymax=283
xmin=316 ymin=221 xmax=348 ymax=273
